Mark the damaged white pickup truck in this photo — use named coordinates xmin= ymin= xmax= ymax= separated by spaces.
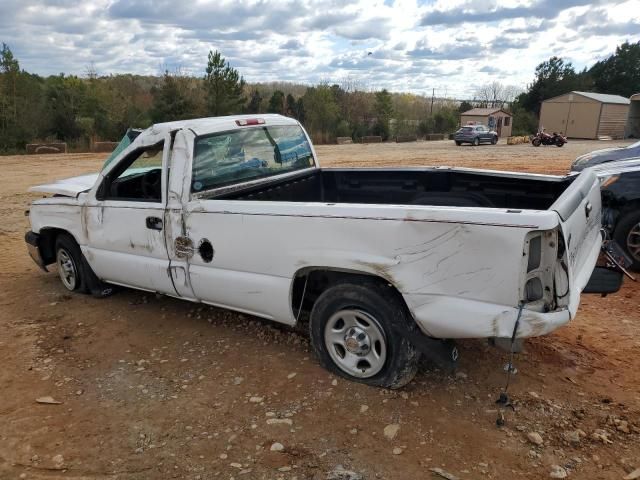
xmin=27 ymin=114 xmax=607 ymax=388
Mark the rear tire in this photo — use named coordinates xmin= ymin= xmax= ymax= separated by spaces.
xmin=555 ymin=138 xmax=565 ymax=147
xmin=613 ymin=210 xmax=640 ymax=272
xmin=472 ymin=137 xmax=479 ymax=146
xmin=309 ymin=282 xmax=420 ymax=389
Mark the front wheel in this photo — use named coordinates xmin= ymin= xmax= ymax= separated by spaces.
xmin=455 ymin=141 xmax=461 ymax=146
xmin=55 ymin=234 xmax=86 ymax=292
xmin=309 ymin=282 xmax=420 ymax=388
xmin=472 ymin=137 xmax=480 ymax=146
xmin=54 ymin=233 xmax=114 ymax=297
xmin=491 ymin=136 xmax=498 ymax=145
xmin=614 ymin=210 xmax=640 ymax=272
xmin=532 ymin=137 xmax=541 ymax=147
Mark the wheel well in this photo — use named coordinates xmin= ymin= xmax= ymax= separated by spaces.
xmin=291 ymin=268 xmax=408 ymax=321
xmin=613 ymin=200 xmax=640 ymax=233
xmin=38 ymin=228 xmax=73 ymax=265
xmin=619 ymin=199 xmax=640 ymax=215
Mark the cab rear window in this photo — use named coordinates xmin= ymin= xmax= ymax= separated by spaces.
xmin=192 ymin=125 xmax=314 ymax=193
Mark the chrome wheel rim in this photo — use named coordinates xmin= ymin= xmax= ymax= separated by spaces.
xmin=628 ymin=222 xmax=640 ymax=261
xmin=324 ymin=309 xmax=387 ymax=378
xmin=57 ymin=248 xmax=77 ymax=290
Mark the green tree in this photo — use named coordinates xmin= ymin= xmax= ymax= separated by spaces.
xmin=150 ymin=70 xmax=195 ymax=123
xmin=301 ymin=84 xmax=339 ymax=143
xmin=267 ymin=90 xmax=284 ymax=114
xmin=373 ymin=89 xmax=393 ymax=140
xmin=511 ymin=106 xmax=538 ymax=136
xmin=589 ymin=41 xmax=640 ymax=98
xmin=0 ymin=43 xmax=20 ymax=135
xmin=204 ymin=50 xmax=245 ymax=116
xmin=458 ymin=100 xmax=473 ymax=113
xmin=295 ymin=97 xmax=305 ymax=123
xmin=43 ymin=74 xmax=86 ymax=141
xmin=518 ymin=56 xmax=591 ymax=115
xmin=433 ymin=108 xmax=458 ymax=133
xmin=285 ymin=93 xmax=296 ymax=117
xmin=246 ymin=89 xmax=263 ymax=114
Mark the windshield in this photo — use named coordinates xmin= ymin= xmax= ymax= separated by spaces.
xmin=191 ymin=125 xmax=314 ymax=193
xmin=102 ymin=128 xmax=142 ymax=170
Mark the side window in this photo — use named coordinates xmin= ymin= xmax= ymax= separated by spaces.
xmin=98 ymin=142 xmax=164 ymax=202
xmin=504 ymin=117 xmax=511 ymax=126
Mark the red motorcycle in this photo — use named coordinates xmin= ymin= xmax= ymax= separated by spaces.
xmin=531 ymin=130 xmax=567 ymax=147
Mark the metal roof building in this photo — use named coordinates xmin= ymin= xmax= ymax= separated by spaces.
xmin=626 ymin=93 xmax=640 ymax=139
xmin=539 ymin=91 xmax=630 ymax=139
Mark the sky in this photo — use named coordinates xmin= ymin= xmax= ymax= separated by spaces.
xmin=1 ymin=0 xmax=639 ymax=98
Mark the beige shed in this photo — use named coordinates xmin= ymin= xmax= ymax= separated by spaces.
xmin=625 ymin=93 xmax=640 ymax=139
xmin=460 ymin=108 xmax=512 ymax=137
xmin=539 ymin=91 xmax=630 ymax=139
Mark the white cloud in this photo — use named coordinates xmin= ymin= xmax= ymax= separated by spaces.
xmin=0 ymin=0 xmax=639 ymax=98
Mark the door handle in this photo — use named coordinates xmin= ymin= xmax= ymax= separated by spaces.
xmin=146 ymin=216 xmax=163 ymax=230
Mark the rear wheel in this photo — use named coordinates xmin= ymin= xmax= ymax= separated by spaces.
xmin=555 ymin=138 xmax=565 ymax=147
xmin=472 ymin=137 xmax=480 ymax=146
xmin=309 ymin=282 xmax=420 ymax=388
xmin=614 ymin=210 xmax=640 ymax=272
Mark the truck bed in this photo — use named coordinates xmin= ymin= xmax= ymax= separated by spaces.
xmin=219 ymin=167 xmax=574 ymax=210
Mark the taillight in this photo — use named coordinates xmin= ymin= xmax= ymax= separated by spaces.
xmin=236 ymin=118 xmax=265 ymax=126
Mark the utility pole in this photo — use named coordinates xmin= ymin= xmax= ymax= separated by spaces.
xmin=430 ymin=87 xmax=435 ymax=115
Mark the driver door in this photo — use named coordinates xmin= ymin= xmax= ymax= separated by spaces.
xmin=83 ymin=136 xmax=176 ymax=294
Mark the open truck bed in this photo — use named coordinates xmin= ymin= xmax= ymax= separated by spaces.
xmin=219 ymin=167 xmax=573 ymax=211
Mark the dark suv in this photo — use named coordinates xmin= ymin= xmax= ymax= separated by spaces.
xmin=597 ymin=161 xmax=640 ymax=272
xmin=454 ymin=125 xmax=498 ymax=146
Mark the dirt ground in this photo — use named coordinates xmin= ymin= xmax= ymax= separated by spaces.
xmin=1 ymin=139 xmax=638 ymax=480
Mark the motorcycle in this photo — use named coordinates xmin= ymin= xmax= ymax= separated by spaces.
xmin=531 ymin=130 xmax=567 ymax=147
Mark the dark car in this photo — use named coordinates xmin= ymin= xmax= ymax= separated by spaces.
xmin=454 ymin=125 xmax=498 ymax=146
xmin=571 ymin=140 xmax=640 ymax=171
xmin=593 ymin=159 xmax=640 ymax=272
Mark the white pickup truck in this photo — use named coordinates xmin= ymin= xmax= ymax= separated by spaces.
xmin=26 ymin=114 xmax=606 ymax=388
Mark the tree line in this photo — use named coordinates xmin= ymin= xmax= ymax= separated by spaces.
xmin=0 ymin=41 xmax=638 ymax=153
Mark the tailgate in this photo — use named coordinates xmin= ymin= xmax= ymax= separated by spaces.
xmin=550 ymin=170 xmax=602 ymax=314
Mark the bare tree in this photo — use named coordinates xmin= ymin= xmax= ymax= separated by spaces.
xmin=474 ymin=82 xmax=523 ymax=108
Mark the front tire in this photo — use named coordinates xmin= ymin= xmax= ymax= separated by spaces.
xmin=614 ymin=210 xmax=640 ymax=272
xmin=472 ymin=137 xmax=480 ymax=146
xmin=532 ymin=137 xmax=541 ymax=147
xmin=55 ymin=234 xmax=86 ymax=292
xmin=309 ymin=282 xmax=420 ymax=388
xmin=491 ymin=136 xmax=498 ymax=145
xmin=54 ymin=233 xmax=114 ymax=297
xmin=455 ymin=141 xmax=461 ymax=146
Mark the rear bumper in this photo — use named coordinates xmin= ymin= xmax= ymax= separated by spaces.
xmin=25 ymin=231 xmax=48 ymax=272
xmin=404 ymin=294 xmax=571 ymax=339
